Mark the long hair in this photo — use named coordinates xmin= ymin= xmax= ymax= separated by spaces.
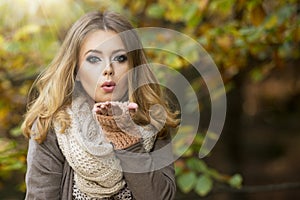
xmin=22 ymin=11 xmax=179 ymax=143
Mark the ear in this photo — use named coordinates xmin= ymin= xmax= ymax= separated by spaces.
xmin=75 ymin=74 xmax=80 ymax=81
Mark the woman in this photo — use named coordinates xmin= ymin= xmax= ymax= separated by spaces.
xmin=22 ymin=11 xmax=179 ymax=200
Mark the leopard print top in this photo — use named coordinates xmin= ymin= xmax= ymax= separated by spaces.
xmin=73 ymin=182 xmax=133 ymax=200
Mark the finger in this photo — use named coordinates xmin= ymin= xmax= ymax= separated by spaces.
xmin=103 ymin=102 xmax=111 ymax=116
xmin=93 ymin=104 xmax=102 ymax=115
xmin=107 ymin=104 xmax=113 ymax=116
xmin=100 ymin=105 xmax=108 ymax=115
xmin=128 ymin=102 xmax=138 ymax=112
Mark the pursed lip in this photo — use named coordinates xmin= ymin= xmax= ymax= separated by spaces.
xmin=101 ymin=81 xmax=116 ymax=92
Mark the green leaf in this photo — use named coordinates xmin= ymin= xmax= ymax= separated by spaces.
xmin=4 ymin=41 xmax=21 ymax=53
xmin=186 ymin=158 xmax=208 ymax=173
xmin=166 ymin=54 xmax=183 ymax=69
xmin=2 ymin=160 xmax=24 ymax=171
xmin=183 ymin=3 xmax=198 ymax=22
xmin=195 ymin=175 xmax=213 ymax=196
xmin=229 ymin=174 xmax=243 ymax=188
xmin=210 ymin=0 xmax=235 ymax=16
xmin=175 ymin=164 xmax=184 ymax=176
xmin=10 ymin=126 xmax=22 ymax=137
xmin=0 ymin=138 xmax=15 ymax=153
xmin=146 ymin=4 xmax=165 ymax=19
xmin=182 ymin=148 xmax=193 ymax=157
xmin=250 ymin=68 xmax=264 ymax=82
xmin=194 ymin=134 xmax=204 ymax=145
xmin=177 ymin=171 xmax=197 ymax=193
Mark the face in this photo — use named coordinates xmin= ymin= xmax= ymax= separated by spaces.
xmin=77 ymin=30 xmax=129 ymax=102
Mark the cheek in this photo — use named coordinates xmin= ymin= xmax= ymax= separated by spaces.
xmin=79 ymin=68 xmax=99 ymax=84
xmin=78 ymin=66 xmax=101 ymax=96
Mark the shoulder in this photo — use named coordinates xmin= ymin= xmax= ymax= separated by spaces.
xmin=28 ymin=127 xmax=64 ymax=163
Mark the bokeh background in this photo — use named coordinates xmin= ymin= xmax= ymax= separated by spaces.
xmin=0 ymin=0 xmax=300 ymax=199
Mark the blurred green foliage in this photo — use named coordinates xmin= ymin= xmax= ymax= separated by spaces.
xmin=0 ymin=0 xmax=299 ymax=197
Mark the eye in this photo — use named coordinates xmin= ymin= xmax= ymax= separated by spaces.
xmin=86 ymin=56 xmax=101 ymax=64
xmin=113 ymin=55 xmax=128 ymax=63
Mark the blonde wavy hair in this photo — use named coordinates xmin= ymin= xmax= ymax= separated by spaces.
xmin=22 ymin=11 xmax=179 ymax=143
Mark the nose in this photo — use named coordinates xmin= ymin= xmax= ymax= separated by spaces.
xmin=102 ymin=62 xmax=114 ymax=76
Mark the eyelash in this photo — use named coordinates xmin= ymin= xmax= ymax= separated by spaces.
xmin=113 ymin=55 xmax=128 ymax=63
xmin=86 ymin=56 xmax=101 ymax=64
xmin=86 ymin=55 xmax=128 ymax=64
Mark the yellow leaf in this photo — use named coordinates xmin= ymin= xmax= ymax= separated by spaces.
xmin=131 ymin=0 xmax=146 ymax=13
xmin=264 ymin=15 xmax=278 ymax=30
xmin=250 ymin=4 xmax=266 ymax=26
xmin=216 ymin=35 xmax=233 ymax=50
xmin=199 ymin=0 xmax=209 ymax=11
xmin=14 ymin=24 xmax=41 ymax=40
xmin=0 ymin=35 xmax=4 ymax=46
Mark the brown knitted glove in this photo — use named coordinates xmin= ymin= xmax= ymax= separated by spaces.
xmin=93 ymin=101 xmax=141 ymax=150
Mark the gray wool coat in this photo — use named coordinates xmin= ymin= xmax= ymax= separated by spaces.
xmin=24 ymin=129 xmax=176 ymax=200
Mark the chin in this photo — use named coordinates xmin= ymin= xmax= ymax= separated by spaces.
xmin=94 ymin=95 xmax=111 ymax=103
xmin=94 ymin=92 xmax=127 ymax=103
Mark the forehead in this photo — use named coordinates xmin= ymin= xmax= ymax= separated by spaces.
xmin=80 ymin=30 xmax=125 ymax=54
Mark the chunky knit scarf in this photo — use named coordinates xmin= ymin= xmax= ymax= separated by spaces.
xmin=53 ymin=91 xmax=157 ymax=199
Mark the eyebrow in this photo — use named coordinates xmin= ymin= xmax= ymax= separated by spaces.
xmin=84 ymin=49 xmax=127 ymax=56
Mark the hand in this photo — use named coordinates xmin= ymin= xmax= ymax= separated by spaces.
xmin=93 ymin=102 xmax=138 ymax=116
xmin=93 ymin=101 xmax=141 ymax=150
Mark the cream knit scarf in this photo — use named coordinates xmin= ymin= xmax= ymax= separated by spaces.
xmin=53 ymin=91 xmax=157 ymax=199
